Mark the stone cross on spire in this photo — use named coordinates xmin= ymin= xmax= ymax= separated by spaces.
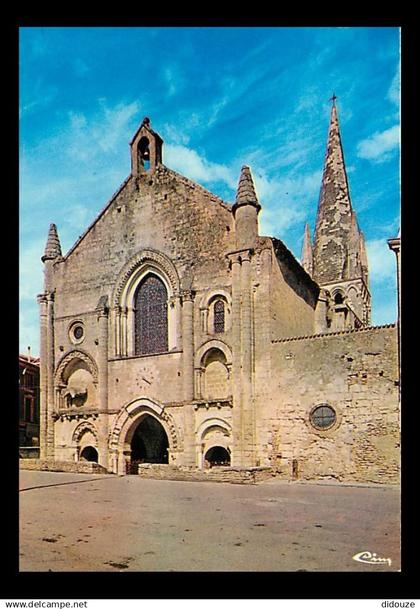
xmin=329 ymin=92 xmax=337 ymax=106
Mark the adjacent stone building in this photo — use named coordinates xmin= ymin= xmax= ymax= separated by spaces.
xmin=37 ymin=103 xmax=400 ymax=483
xmin=19 ymin=351 xmax=40 ymax=448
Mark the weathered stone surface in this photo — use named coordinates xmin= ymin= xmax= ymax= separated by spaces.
xmin=19 ymin=459 xmax=108 ymax=474
xmin=137 ymin=463 xmax=273 ymax=484
xmin=311 ymin=103 xmax=370 ymax=327
xmin=36 ymin=112 xmax=399 ymax=486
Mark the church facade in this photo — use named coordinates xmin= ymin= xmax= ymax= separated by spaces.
xmin=37 ymin=105 xmax=400 ymax=483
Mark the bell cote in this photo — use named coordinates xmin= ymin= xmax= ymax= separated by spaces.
xmin=130 ymin=117 xmax=163 ymax=176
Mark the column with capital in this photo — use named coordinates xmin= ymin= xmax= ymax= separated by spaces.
xmin=46 ymin=292 xmax=56 ymax=458
xmin=97 ymin=307 xmax=109 ymax=469
xmin=37 ymin=293 xmax=48 ymax=459
xmin=114 ymin=305 xmax=121 ymax=357
xmin=240 ymin=250 xmax=255 ymax=466
xmin=230 ymin=254 xmax=243 ymax=465
xmin=181 ymin=289 xmax=195 ymax=465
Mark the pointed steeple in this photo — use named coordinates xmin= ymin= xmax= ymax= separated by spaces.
xmin=42 ymin=223 xmax=62 ymax=263
xmin=233 ymin=166 xmax=261 ymax=213
xmin=301 ymin=223 xmax=313 ymax=277
xmin=312 ymin=101 xmax=355 ymax=284
xmin=310 ymin=99 xmax=371 ymax=330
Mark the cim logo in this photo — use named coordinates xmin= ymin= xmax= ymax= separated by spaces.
xmin=352 ymin=550 xmax=392 ymax=567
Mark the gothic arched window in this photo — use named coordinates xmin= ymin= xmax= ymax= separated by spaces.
xmin=134 ymin=275 xmax=168 ymax=355
xmin=213 ymin=299 xmax=225 ymax=334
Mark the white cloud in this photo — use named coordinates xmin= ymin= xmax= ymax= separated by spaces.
xmin=165 ymin=144 xmax=237 ymax=190
xmin=66 ymin=99 xmax=141 ymax=160
xmin=365 ymin=238 xmax=397 ymax=284
xmin=357 ymin=125 xmax=400 ymax=162
xmin=254 ymin=168 xmax=322 ymax=237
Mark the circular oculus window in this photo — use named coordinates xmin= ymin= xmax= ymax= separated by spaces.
xmin=69 ymin=322 xmax=85 ymax=344
xmin=310 ymin=404 xmax=337 ymax=431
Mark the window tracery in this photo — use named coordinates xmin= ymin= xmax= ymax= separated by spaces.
xmin=213 ymin=299 xmax=225 ymax=334
xmin=134 ymin=274 xmax=168 ymax=355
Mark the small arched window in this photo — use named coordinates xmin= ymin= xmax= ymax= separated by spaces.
xmin=213 ymin=299 xmax=225 ymax=334
xmin=334 ymin=292 xmax=344 ymax=305
xmin=134 ymin=275 xmax=168 ymax=355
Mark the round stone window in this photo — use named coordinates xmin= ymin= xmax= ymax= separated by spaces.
xmin=69 ymin=321 xmax=85 ymax=344
xmin=310 ymin=404 xmax=337 ymax=431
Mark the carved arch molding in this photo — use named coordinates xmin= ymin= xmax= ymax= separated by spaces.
xmin=72 ymin=421 xmax=98 ymax=445
xmin=112 ymin=249 xmax=180 ymax=307
xmin=54 ymin=349 xmax=99 ymax=385
xmin=108 ymin=399 xmax=182 ymax=452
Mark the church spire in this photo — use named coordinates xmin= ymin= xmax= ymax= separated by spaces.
xmin=42 ymin=223 xmax=62 ymax=263
xmin=311 ymin=98 xmax=371 ymax=330
xmin=312 ymin=100 xmax=355 ymax=285
xmin=301 ymin=222 xmax=313 ymax=277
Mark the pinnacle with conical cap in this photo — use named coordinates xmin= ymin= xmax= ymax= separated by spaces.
xmin=232 ymin=165 xmax=261 ymax=215
xmin=42 ymin=223 xmax=62 ymax=262
xmin=312 ymin=102 xmax=358 ymax=284
xmin=232 ymin=165 xmax=261 ymax=250
xmin=301 ymin=222 xmax=313 ymax=277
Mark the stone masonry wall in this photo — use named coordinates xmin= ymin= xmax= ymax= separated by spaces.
xmin=269 ymin=239 xmax=318 ymax=340
xmin=265 ymin=325 xmax=399 ymax=483
xmin=137 ymin=463 xmax=273 ymax=484
xmin=19 ymin=459 xmax=108 ymax=474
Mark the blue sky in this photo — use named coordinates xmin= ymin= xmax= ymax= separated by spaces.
xmin=19 ymin=27 xmax=400 ymax=355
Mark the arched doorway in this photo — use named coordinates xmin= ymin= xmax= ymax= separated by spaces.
xmin=80 ymin=446 xmax=98 ymax=462
xmin=204 ymin=446 xmax=231 ymax=467
xmin=129 ymin=415 xmax=169 ymax=474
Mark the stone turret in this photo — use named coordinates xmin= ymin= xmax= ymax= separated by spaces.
xmin=42 ymin=223 xmax=62 ymax=292
xmin=42 ymin=223 xmax=62 ymax=262
xmin=232 ymin=165 xmax=261 ymax=250
xmin=38 ymin=222 xmax=62 ymax=460
xmin=311 ymin=99 xmax=370 ymax=329
xmin=301 ymin=222 xmax=313 ymax=277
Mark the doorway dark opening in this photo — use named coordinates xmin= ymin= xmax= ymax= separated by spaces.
xmin=204 ymin=446 xmax=231 ymax=467
xmin=80 ymin=446 xmax=98 ymax=462
xmin=129 ymin=415 xmax=169 ymax=474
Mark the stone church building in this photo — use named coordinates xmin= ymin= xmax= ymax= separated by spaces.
xmin=37 ymin=103 xmax=400 ymax=483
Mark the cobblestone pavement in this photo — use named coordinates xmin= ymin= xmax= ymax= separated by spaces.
xmin=19 ymin=470 xmax=400 ymax=572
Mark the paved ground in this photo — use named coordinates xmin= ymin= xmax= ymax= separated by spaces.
xmin=19 ymin=470 xmax=400 ymax=572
